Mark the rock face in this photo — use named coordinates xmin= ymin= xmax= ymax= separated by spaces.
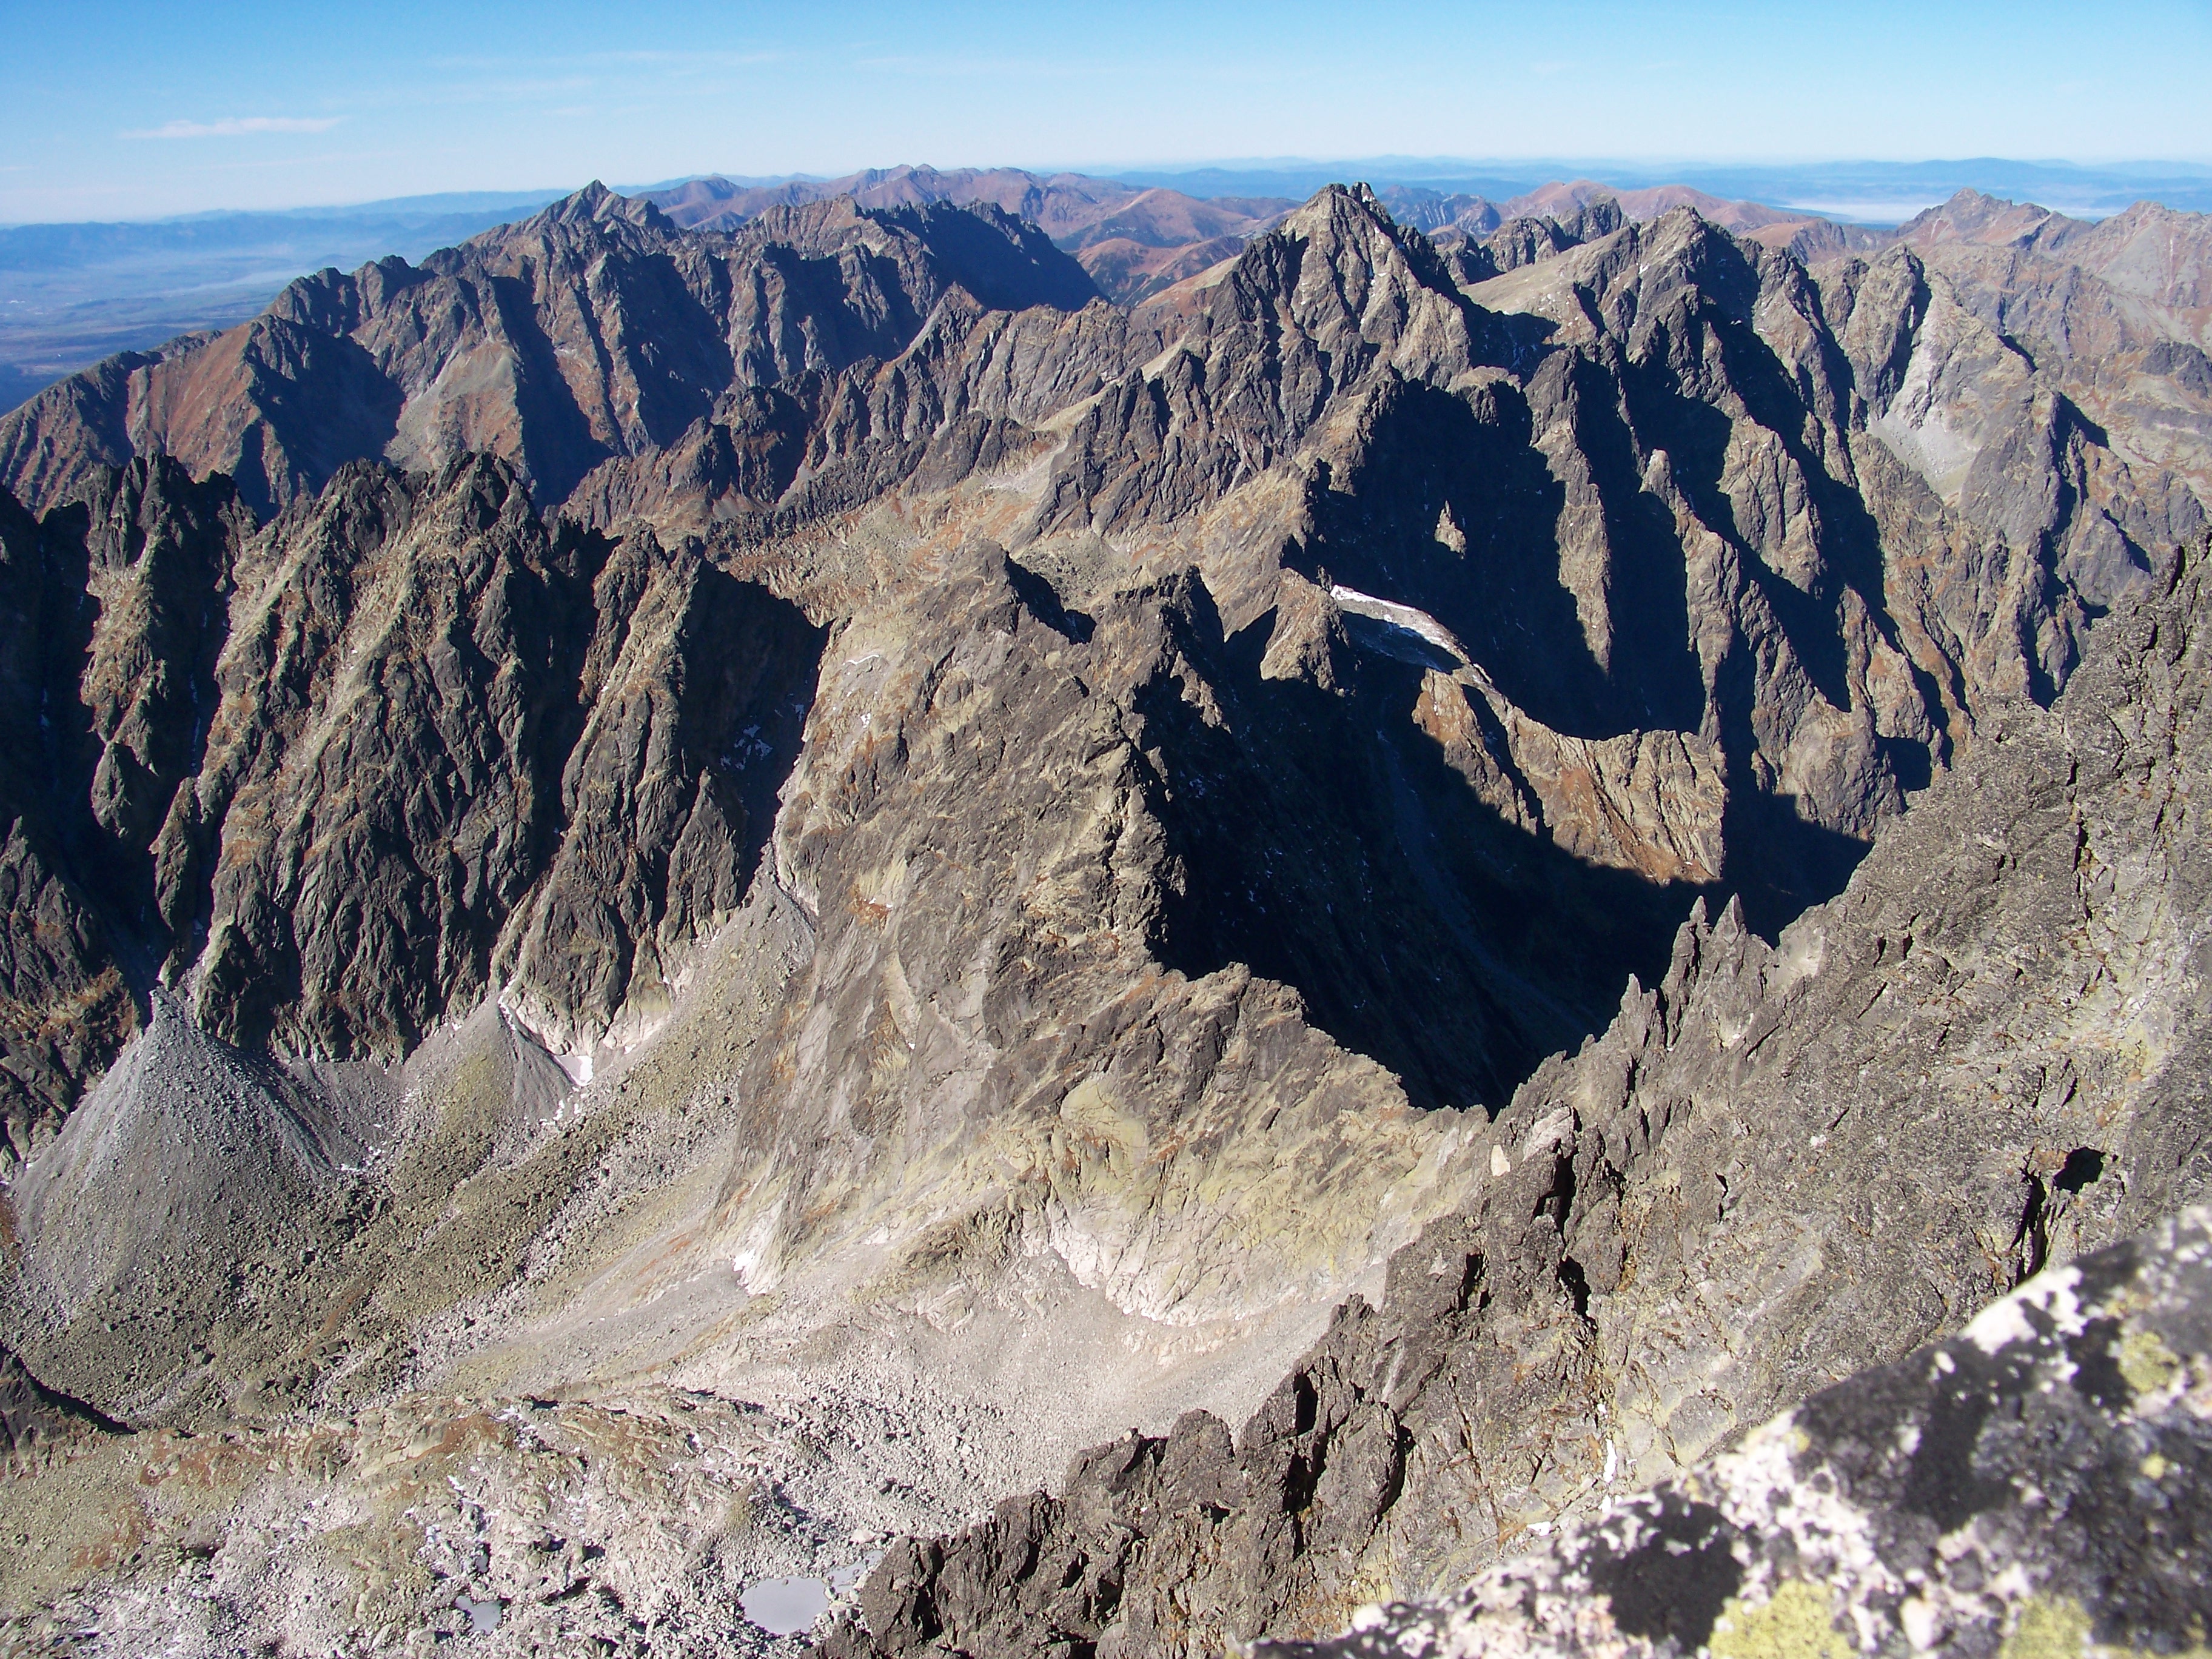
xmin=178 ymin=455 xmax=817 ymax=1062
xmin=0 ymin=179 xmax=2207 ymax=1654
xmin=1260 ymin=1205 xmax=2212 ymax=1659
xmin=0 ymin=483 xmax=140 ymax=1167
xmin=0 ymin=186 xmax=1102 ymax=520
xmin=813 ymin=538 xmax=2212 ymax=1656
xmin=639 ymin=164 xmax=1296 ymax=304
xmin=0 ymin=448 xmax=820 ymax=1176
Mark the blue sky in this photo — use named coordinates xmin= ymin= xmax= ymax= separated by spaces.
xmin=3 ymin=0 xmax=2208 ymax=222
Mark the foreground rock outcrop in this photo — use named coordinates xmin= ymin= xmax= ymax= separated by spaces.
xmin=815 ymin=538 xmax=2212 ymax=1655
xmin=1264 ymin=1204 xmax=2212 ymax=1659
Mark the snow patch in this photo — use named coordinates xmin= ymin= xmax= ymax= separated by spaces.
xmin=1327 ymin=584 xmax=1470 ymax=666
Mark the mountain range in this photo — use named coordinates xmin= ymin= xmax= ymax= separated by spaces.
xmin=0 ymin=166 xmax=2207 ymax=1654
xmin=12 ymin=155 xmax=2210 ymax=423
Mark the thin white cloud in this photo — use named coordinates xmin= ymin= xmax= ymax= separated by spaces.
xmin=854 ymin=52 xmax=1068 ymax=75
xmin=419 ymin=49 xmax=784 ymax=72
xmin=121 ymin=116 xmax=343 ymax=140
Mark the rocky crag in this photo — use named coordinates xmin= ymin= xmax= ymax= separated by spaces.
xmin=814 ymin=535 xmax=2212 ymax=1655
xmin=0 ymin=178 xmax=2205 ymax=1652
xmin=640 ymin=165 xmax=1299 ymax=305
xmin=1262 ymin=1205 xmax=2212 ymax=1659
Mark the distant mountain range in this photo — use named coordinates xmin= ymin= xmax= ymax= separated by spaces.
xmin=2 ymin=164 xmax=2210 ymax=1651
xmin=640 ymin=166 xmax=1298 ymax=303
xmin=1105 ymin=155 xmax=2212 ymax=220
xmin=5 ymin=158 xmax=2209 ymax=417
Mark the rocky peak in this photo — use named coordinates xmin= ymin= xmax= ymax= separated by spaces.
xmin=733 ymin=193 xmax=892 ymax=255
xmin=0 ymin=184 xmax=1107 ymax=522
xmin=535 ymin=179 xmax=672 ymax=233
xmin=1894 ymin=186 xmax=2073 ymax=250
xmin=77 ymin=450 xmax=248 ymax=574
xmin=1025 ymin=185 xmax=1482 ymax=543
xmin=1259 ymin=182 xmax=1467 ymax=315
xmin=0 ymin=170 xmax=2206 ymax=1652
xmin=1432 ymin=194 xmax=1629 ymax=284
xmin=1512 ymin=204 xmax=1762 ymax=344
xmin=460 ymin=181 xmax=687 ymax=278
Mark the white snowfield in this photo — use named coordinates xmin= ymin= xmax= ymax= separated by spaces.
xmin=1327 ymin=583 xmax=1472 ymax=666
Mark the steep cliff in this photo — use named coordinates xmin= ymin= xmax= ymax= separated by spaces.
xmin=817 ymin=538 xmax=2212 ymax=1655
xmin=0 ymin=181 xmax=2206 ymax=1655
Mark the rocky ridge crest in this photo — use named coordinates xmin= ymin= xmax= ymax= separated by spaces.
xmin=1262 ymin=1205 xmax=2212 ymax=1659
xmin=0 ymin=179 xmax=2206 ymax=1652
xmin=815 ymin=537 xmax=2212 ymax=1654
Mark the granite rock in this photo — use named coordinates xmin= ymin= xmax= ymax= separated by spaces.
xmin=1262 ymin=1205 xmax=2212 ymax=1659
xmin=813 ymin=537 xmax=2212 ymax=1655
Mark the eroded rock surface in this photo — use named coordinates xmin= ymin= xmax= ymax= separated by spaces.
xmin=1262 ymin=1205 xmax=2212 ymax=1659
xmin=0 ymin=179 xmax=2205 ymax=1655
xmin=814 ymin=541 xmax=2212 ymax=1656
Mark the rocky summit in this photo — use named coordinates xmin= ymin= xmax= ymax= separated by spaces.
xmin=0 ymin=174 xmax=2205 ymax=1656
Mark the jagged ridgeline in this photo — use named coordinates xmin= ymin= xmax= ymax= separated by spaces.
xmin=0 ymin=178 xmax=2206 ymax=1651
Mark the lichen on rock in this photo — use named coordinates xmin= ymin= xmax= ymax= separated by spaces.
xmin=1263 ymin=1207 xmax=2212 ymax=1659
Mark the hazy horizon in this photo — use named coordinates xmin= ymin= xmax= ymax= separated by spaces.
xmin=5 ymin=154 xmax=2210 ymax=232
xmin=5 ymin=0 xmax=2208 ymax=224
